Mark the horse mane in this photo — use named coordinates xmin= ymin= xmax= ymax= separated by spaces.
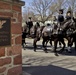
xmin=62 ymin=20 xmax=72 ymax=31
xmin=73 ymin=17 xmax=76 ymax=23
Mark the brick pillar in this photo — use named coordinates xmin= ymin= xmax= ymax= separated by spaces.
xmin=0 ymin=0 xmax=25 ymax=75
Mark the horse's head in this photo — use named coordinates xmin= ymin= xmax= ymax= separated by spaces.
xmin=70 ymin=19 xmax=76 ymax=30
xmin=30 ymin=25 xmax=39 ymax=38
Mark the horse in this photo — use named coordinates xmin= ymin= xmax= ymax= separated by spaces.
xmin=22 ymin=21 xmax=45 ymax=50
xmin=30 ymin=25 xmax=37 ymax=38
xmin=33 ymin=25 xmax=45 ymax=52
xmin=33 ymin=23 xmax=63 ymax=53
xmin=41 ymin=20 xmax=75 ymax=56
xmin=53 ymin=19 xmax=76 ymax=56
xmin=67 ymin=18 xmax=76 ymax=51
xmin=41 ymin=24 xmax=53 ymax=52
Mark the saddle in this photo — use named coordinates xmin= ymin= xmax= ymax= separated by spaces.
xmin=42 ymin=26 xmax=52 ymax=33
xmin=42 ymin=26 xmax=52 ymax=37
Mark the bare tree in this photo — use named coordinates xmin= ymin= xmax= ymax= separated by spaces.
xmin=50 ymin=0 xmax=68 ymax=14
xmin=31 ymin=0 xmax=54 ymax=23
xmin=31 ymin=0 xmax=68 ymax=23
xmin=22 ymin=7 xmax=37 ymax=22
xmin=23 ymin=0 xmax=69 ymax=23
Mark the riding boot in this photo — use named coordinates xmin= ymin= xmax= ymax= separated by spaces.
xmin=33 ymin=44 xmax=36 ymax=52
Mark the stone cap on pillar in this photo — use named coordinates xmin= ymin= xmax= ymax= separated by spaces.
xmin=0 ymin=0 xmax=25 ymax=6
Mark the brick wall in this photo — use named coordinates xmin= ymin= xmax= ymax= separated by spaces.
xmin=0 ymin=0 xmax=24 ymax=75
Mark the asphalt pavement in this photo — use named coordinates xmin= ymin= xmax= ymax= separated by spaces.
xmin=22 ymin=38 xmax=76 ymax=75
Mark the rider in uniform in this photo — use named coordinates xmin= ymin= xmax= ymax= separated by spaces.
xmin=57 ymin=9 xmax=64 ymax=34
xmin=58 ymin=9 xmax=64 ymax=27
xmin=27 ymin=17 xmax=33 ymax=36
xmin=66 ymin=11 xmax=72 ymax=21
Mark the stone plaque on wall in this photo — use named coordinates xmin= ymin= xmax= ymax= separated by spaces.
xmin=0 ymin=17 xmax=11 ymax=46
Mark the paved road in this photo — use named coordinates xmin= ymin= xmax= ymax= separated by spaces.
xmin=22 ymin=38 xmax=76 ymax=75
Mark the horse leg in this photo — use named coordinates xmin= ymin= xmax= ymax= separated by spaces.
xmin=54 ymin=39 xmax=58 ymax=56
xmin=67 ymin=37 xmax=73 ymax=53
xmin=42 ymin=37 xmax=48 ymax=53
xmin=33 ymin=38 xmax=37 ymax=52
xmin=45 ymin=38 xmax=52 ymax=47
xmin=50 ymin=39 xmax=52 ymax=46
xmin=75 ymin=41 xmax=76 ymax=50
xmin=45 ymin=40 xmax=48 ymax=46
xmin=59 ymin=41 xmax=62 ymax=48
xmin=22 ymin=39 xmax=26 ymax=50
xmin=59 ymin=38 xmax=65 ymax=53
xmin=73 ymin=37 xmax=76 ymax=51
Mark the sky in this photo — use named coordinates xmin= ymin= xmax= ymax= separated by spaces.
xmin=21 ymin=0 xmax=70 ymax=16
xmin=21 ymin=0 xmax=32 ymax=12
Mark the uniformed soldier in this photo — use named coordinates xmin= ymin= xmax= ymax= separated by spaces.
xmin=58 ymin=9 xmax=64 ymax=27
xmin=66 ymin=11 xmax=72 ymax=21
xmin=27 ymin=17 xmax=33 ymax=36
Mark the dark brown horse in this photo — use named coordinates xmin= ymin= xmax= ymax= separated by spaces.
xmin=33 ymin=20 xmax=75 ymax=56
xmin=22 ymin=23 xmax=41 ymax=49
xmin=33 ymin=25 xmax=45 ymax=52
xmin=67 ymin=18 xmax=76 ymax=51
xmin=52 ymin=19 xmax=76 ymax=56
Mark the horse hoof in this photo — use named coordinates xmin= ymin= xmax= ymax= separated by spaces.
xmin=66 ymin=49 xmax=72 ymax=53
xmin=34 ymin=49 xmax=36 ymax=52
xmin=44 ymin=50 xmax=48 ymax=53
xmin=68 ymin=51 xmax=72 ymax=53
xmin=54 ymin=53 xmax=59 ymax=56
xmin=42 ymin=47 xmax=46 ymax=49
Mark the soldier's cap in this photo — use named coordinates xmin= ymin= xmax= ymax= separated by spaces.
xmin=67 ymin=11 xmax=71 ymax=14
